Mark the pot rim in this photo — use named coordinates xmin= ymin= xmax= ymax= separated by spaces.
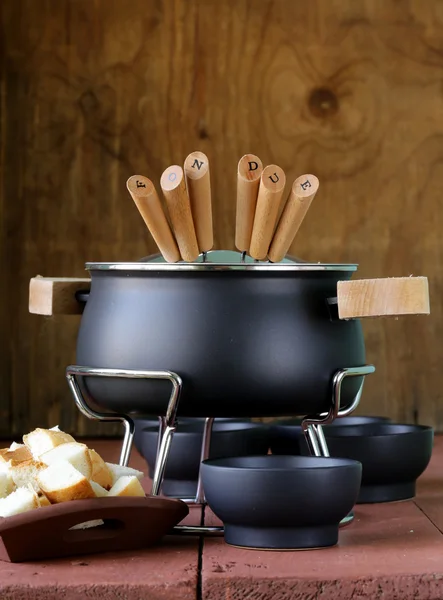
xmin=85 ymin=262 xmax=358 ymax=272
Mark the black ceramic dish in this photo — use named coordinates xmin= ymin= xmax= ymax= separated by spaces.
xmin=200 ymin=455 xmax=362 ymax=550
xmin=269 ymin=416 xmax=391 ymax=456
xmin=140 ymin=421 xmax=269 ymax=498
xmin=133 ymin=417 xmax=203 ymax=455
xmin=133 ymin=417 xmax=248 ymax=455
xmin=322 ymin=423 xmax=434 ymax=503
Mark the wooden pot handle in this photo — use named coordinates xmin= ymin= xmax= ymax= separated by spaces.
xmin=337 ymin=277 xmax=430 ymax=319
xmin=29 ymin=275 xmax=430 ymax=319
xmin=29 ymin=277 xmax=90 ymax=316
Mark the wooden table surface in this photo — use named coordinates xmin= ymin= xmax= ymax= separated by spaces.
xmin=0 ymin=436 xmax=442 ymax=599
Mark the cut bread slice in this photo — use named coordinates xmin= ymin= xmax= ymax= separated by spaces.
xmin=23 ymin=428 xmax=75 ymax=459
xmin=40 ymin=442 xmax=92 ymax=479
xmin=0 ymin=487 xmax=39 ymax=517
xmin=90 ymin=481 xmax=109 ymax=498
xmin=9 ymin=442 xmax=25 ymax=451
xmin=0 ymin=471 xmax=14 ymax=498
xmin=89 ymin=450 xmax=113 ymax=489
xmin=10 ymin=459 xmax=46 ymax=492
xmin=0 ymin=445 xmax=33 ymax=466
xmin=37 ymin=460 xmax=95 ymax=503
xmin=108 ymin=475 xmax=145 ymax=497
xmin=106 ymin=463 xmax=144 ymax=486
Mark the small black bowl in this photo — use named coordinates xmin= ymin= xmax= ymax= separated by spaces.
xmin=323 ymin=423 xmax=434 ymax=503
xmin=269 ymin=416 xmax=392 ymax=456
xmin=133 ymin=417 xmax=205 ymax=454
xmin=133 ymin=417 xmax=160 ymax=454
xmin=140 ymin=420 xmax=269 ymax=498
xmin=133 ymin=417 xmax=248 ymax=455
xmin=201 ymin=455 xmax=362 ymax=550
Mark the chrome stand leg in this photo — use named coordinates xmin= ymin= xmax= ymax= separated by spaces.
xmin=66 ymin=363 xmax=375 ymax=537
xmin=155 ymin=417 xmax=166 ymax=465
xmin=172 ymin=416 xmax=224 ymax=536
xmin=194 ymin=417 xmax=214 ymax=504
xmin=65 ymin=366 xmax=182 ymax=477
xmin=147 ymin=383 xmax=182 ymax=498
xmin=301 ymin=365 xmax=376 ymax=456
xmin=301 ymin=364 xmax=375 ymax=527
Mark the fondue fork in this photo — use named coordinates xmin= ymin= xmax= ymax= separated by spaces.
xmin=184 ymin=151 xmax=214 ymax=257
xmin=126 ymin=175 xmax=181 ymax=264
xmin=235 ymin=154 xmax=264 ymax=256
xmin=268 ymin=174 xmax=319 ymax=263
xmin=160 ymin=165 xmax=200 ymax=262
xmin=249 ymin=165 xmax=286 ymax=260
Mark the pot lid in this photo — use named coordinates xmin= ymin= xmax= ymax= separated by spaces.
xmin=85 ymin=250 xmax=357 ymax=272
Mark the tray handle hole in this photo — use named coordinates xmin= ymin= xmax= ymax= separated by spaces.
xmin=64 ymin=519 xmax=125 ymax=543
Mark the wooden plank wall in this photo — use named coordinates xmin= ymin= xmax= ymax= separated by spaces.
xmin=1 ymin=0 xmax=442 ymax=437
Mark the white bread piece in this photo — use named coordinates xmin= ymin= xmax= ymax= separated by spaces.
xmin=0 ymin=461 xmax=11 ymax=475
xmin=10 ymin=459 xmax=46 ymax=492
xmin=40 ymin=442 xmax=92 ymax=479
xmin=49 ymin=426 xmax=61 ymax=431
xmin=0 ymin=446 xmax=33 ymax=466
xmin=70 ymin=519 xmax=105 ymax=530
xmin=9 ymin=442 xmax=25 ymax=451
xmin=23 ymin=428 xmax=75 ymax=459
xmin=37 ymin=460 xmax=95 ymax=503
xmin=108 ymin=475 xmax=145 ymax=497
xmin=90 ymin=481 xmax=109 ymax=498
xmin=0 ymin=472 xmax=14 ymax=498
xmin=89 ymin=450 xmax=113 ymax=489
xmin=0 ymin=487 xmax=39 ymax=517
xmin=25 ymin=483 xmax=51 ymax=508
xmin=106 ymin=463 xmax=144 ymax=486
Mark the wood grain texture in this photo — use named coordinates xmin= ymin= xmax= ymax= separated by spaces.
xmin=202 ymin=441 xmax=443 ymax=600
xmin=1 ymin=0 xmax=443 ymax=434
xmin=337 ymin=277 xmax=430 ymax=319
xmin=29 ymin=278 xmax=90 ymax=316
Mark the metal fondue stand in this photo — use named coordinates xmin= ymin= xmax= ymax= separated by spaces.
xmin=64 ymin=251 xmax=375 ymax=535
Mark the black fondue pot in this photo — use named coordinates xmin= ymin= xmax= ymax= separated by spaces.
xmin=75 ymin=251 xmax=365 ymax=418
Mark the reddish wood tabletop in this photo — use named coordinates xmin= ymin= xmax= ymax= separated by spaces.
xmin=0 ymin=437 xmax=442 ymax=599
xmin=0 ymin=440 xmax=201 ymax=600
xmin=202 ymin=436 xmax=443 ymax=600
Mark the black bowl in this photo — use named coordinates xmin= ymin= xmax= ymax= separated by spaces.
xmin=201 ymin=455 xmax=362 ymax=550
xmin=133 ymin=417 xmax=249 ymax=455
xmin=133 ymin=417 xmax=205 ymax=454
xmin=269 ymin=416 xmax=392 ymax=456
xmin=140 ymin=420 xmax=269 ymax=498
xmin=322 ymin=423 xmax=434 ymax=503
